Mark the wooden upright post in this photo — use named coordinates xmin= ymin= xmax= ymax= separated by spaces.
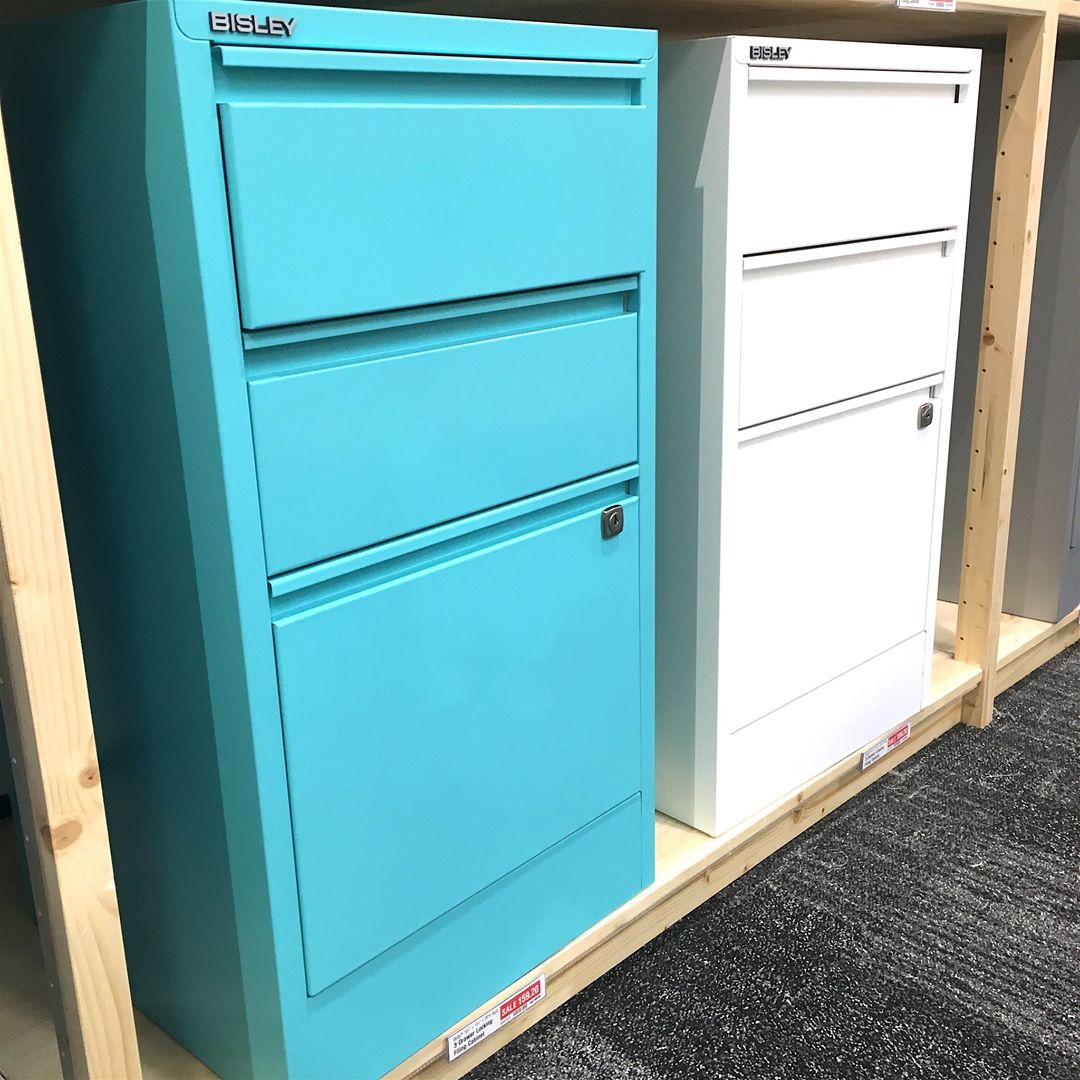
xmin=955 ymin=11 xmax=1059 ymax=728
xmin=0 ymin=106 xmax=142 ymax=1079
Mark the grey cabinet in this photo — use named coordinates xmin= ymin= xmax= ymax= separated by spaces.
xmin=940 ymin=57 xmax=1080 ymax=623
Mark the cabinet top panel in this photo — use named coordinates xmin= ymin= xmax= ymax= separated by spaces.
xmin=173 ymin=0 xmax=658 ymax=62
xmin=684 ymin=34 xmax=980 ymax=73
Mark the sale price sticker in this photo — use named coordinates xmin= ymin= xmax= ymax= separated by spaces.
xmin=861 ymin=721 xmax=911 ymax=770
xmin=896 ymin=0 xmax=958 ymax=11
xmin=447 ymin=975 xmax=546 ymax=1062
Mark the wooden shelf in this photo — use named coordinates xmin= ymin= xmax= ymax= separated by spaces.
xmin=0 ymin=2 xmax=1076 ymax=1078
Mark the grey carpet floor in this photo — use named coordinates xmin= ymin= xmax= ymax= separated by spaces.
xmin=471 ymin=643 xmax=1080 ymax=1080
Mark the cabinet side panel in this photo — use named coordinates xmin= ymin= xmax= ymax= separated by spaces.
xmin=655 ymin=40 xmax=725 ymax=829
xmin=1001 ymin=59 xmax=1080 ymax=621
xmin=1 ymin=7 xmax=254 ymax=1075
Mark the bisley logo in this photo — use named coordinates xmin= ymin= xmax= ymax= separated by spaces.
xmin=749 ymin=45 xmax=791 ymax=61
xmin=209 ymin=11 xmax=296 ymax=36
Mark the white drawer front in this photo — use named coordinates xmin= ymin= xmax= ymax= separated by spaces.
xmin=723 ymin=387 xmax=938 ymax=732
xmin=740 ymin=234 xmax=955 ymax=427
xmin=741 ymin=76 xmax=973 ymax=253
xmin=714 ymin=633 xmax=926 ymax=834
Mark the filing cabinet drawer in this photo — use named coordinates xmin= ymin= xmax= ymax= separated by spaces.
xmin=217 ymin=48 xmax=654 ymax=329
xmin=726 ymin=388 xmax=939 ymax=731
xmin=250 ymin=305 xmax=639 ymax=574
xmin=740 ymin=232 xmax=955 ymax=427
xmin=740 ymin=71 xmax=976 ymax=253
xmin=272 ymin=495 xmax=642 ymax=995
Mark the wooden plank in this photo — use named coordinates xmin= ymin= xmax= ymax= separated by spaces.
xmin=936 ymin=598 xmax=1059 ymax=664
xmin=997 ymin=606 xmax=1080 ymax=691
xmin=1058 ymin=0 xmax=1080 ymax=26
xmin=0 ymin=107 xmax=141 ymax=1079
xmin=954 ymin=10 xmax=1059 ymax=728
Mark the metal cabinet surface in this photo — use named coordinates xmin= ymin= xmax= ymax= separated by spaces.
xmin=1 ymin=2 xmax=657 ymax=1076
xmin=940 ymin=57 xmax=1080 ymax=624
xmin=656 ymin=37 xmax=979 ymax=837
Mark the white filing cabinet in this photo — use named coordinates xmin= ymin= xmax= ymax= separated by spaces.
xmin=656 ymin=37 xmax=981 ymax=836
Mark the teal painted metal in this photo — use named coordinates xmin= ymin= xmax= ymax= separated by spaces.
xmin=250 ymin=296 xmax=640 ymax=571
xmin=1 ymin=1 xmax=657 ymax=1077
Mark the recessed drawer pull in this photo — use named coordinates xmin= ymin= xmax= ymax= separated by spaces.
xmin=743 ymin=228 xmax=957 ymax=270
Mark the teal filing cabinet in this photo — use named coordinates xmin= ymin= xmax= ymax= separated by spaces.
xmin=2 ymin=2 xmax=657 ymax=1075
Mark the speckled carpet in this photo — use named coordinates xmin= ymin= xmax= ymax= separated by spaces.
xmin=472 ymin=643 xmax=1080 ymax=1080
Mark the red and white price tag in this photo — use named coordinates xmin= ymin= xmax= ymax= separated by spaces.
xmin=447 ymin=975 xmax=546 ymax=1062
xmin=861 ymin=721 xmax=911 ymax=771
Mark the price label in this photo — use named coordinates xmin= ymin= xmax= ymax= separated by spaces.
xmin=447 ymin=975 xmax=546 ymax=1062
xmin=896 ymin=0 xmax=958 ymax=11
xmin=861 ymin=721 xmax=911 ymax=770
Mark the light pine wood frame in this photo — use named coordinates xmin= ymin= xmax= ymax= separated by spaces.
xmin=0 ymin=108 xmax=141 ymax=1080
xmin=955 ymin=9 xmax=1061 ymax=726
xmin=0 ymin=3 xmax=1078 ymax=1079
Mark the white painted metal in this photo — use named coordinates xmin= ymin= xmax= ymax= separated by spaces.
xmin=729 ymin=388 xmax=940 ymax=731
xmin=740 ymin=237 xmax=955 ymax=427
xmin=714 ymin=634 xmax=927 ymax=834
xmin=742 ymin=77 xmax=975 ymax=252
xmin=730 ymin=38 xmax=978 ymax=72
xmin=656 ymin=36 xmax=980 ymax=837
xmin=738 ymin=374 xmax=941 ymax=443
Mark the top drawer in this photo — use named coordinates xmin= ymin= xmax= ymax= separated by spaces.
xmin=740 ymin=69 xmax=977 ymax=253
xmin=216 ymin=48 xmax=656 ymax=330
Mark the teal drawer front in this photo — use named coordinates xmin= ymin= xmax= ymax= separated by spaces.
xmin=294 ymin=794 xmax=644 ymax=1078
xmin=272 ymin=493 xmax=642 ymax=995
xmin=249 ymin=298 xmax=638 ymax=573
xmin=217 ymin=49 xmax=653 ymax=329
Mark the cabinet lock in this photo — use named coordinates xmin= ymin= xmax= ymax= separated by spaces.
xmin=601 ymin=504 xmax=624 ymax=539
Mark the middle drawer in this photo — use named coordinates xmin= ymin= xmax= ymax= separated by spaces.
xmin=248 ymin=293 xmax=639 ymax=574
xmin=739 ymin=231 xmax=956 ymax=428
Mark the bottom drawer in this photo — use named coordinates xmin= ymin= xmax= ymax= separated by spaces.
xmin=713 ymin=634 xmax=926 ymax=836
xmin=723 ymin=387 xmax=940 ymax=732
xmin=272 ymin=491 xmax=644 ymax=996
xmin=291 ymin=795 xmax=644 ymax=1078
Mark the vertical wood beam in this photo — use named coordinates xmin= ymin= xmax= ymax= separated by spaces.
xmin=0 ymin=107 xmax=142 ymax=1079
xmin=955 ymin=10 xmax=1058 ymax=728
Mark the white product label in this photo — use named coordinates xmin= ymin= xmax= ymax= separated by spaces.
xmin=447 ymin=975 xmax=546 ymax=1062
xmin=896 ymin=0 xmax=957 ymax=10
xmin=861 ymin=721 xmax=912 ymax=770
